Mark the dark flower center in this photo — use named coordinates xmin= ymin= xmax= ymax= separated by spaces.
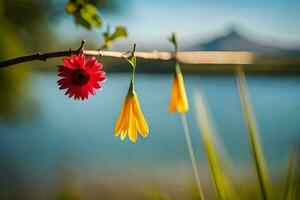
xmin=72 ymin=69 xmax=90 ymax=86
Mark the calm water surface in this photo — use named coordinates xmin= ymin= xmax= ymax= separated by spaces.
xmin=0 ymin=73 xmax=299 ymax=184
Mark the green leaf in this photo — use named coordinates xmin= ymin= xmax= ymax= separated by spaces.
xmin=80 ymin=4 xmax=102 ymax=28
xmin=65 ymin=0 xmax=102 ymax=30
xmin=110 ymin=26 xmax=127 ymax=41
xmin=125 ymin=53 xmax=136 ymax=69
xmin=169 ymin=32 xmax=178 ymax=51
xmin=100 ymin=26 xmax=128 ymax=50
xmin=75 ymin=11 xmax=91 ymax=30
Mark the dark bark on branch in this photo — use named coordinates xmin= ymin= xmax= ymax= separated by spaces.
xmin=0 ymin=40 xmax=86 ymax=68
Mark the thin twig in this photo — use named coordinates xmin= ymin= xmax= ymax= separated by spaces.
xmin=181 ymin=113 xmax=205 ymax=200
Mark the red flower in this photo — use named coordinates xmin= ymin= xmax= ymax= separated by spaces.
xmin=57 ymin=54 xmax=106 ymax=100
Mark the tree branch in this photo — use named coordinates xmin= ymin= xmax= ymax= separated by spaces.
xmin=0 ymin=40 xmax=86 ymax=68
xmin=0 ymin=40 xmax=256 ymax=68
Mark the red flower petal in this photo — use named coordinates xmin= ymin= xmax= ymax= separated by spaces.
xmin=85 ymin=56 xmax=97 ymax=69
xmin=58 ymin=66 xmax=74 ymax=77
xmin=63 ymin=59 xmax=75 ymax=69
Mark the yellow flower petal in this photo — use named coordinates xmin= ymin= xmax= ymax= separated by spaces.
xmin=114 ymin=96 xmax=129 ymax=136
xmin=168 ymin=71 xmax=189 ymax=113
xmin=168 ymin=73 xmax=179 ymax=113
xmin=121 ymin=96 xmax=131 ymax=134
xmin=177 ymin=71 xmax=189 ymax=112
xmin=127 ymin=101 xmax=135 ymax=142
xmin=120 ymin=130 xmax=127 ymax=140
xmin=132 ymin=95 xmax=149 ymax=137
xmin=128 ymin=113 xmax=138 ymax=143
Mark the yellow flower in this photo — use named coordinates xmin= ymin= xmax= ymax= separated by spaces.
xmin=114 ymin=85 xmax=149 ymax=143
xmin=168 ymin=70 xmax=189 ymax=113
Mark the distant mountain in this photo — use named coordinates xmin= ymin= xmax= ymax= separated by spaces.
xmin=193 ymin=29 xmax=300 ymax=56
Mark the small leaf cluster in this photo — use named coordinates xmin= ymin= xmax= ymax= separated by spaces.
xmin=100 ymin=26 xmax=127 ymax=50
xmin=124 ymin=44 xmax=136 ymax=69
xmin=65 ymin=0 xmax=102 ymax=30
xmin=65 ymin=0 xmax=127 ymax=49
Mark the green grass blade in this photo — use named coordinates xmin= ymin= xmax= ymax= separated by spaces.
xmin=194 ymin=90 xmax=238 ymax=200
xmin=180 ymin=113 xmax=205 ymax=200
xmin=280 ymin=147 xmax=298 ymax=200
xmin=235 ymin=66 xmax=272 ymax=200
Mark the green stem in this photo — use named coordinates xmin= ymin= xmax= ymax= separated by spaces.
xmin=128 ymin=43 xmax=137 ymax=92
xmin=181 ymin=113 xmax=205 ymax=200
xmin=130 ymin=67 xmax=135 ymax=91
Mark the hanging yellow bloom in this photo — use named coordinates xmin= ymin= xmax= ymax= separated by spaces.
xmin=168 ymin=67 xmax=189 ymax=113
xmin=114 ymin=84 xmax=149 ymax=143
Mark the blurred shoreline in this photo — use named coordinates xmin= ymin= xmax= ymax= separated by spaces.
xmin=27 ymin=56 xmax=300 ymax=75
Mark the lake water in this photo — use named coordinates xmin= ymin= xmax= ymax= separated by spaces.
xmin=0 ymin=72 xmax=300 ymax=190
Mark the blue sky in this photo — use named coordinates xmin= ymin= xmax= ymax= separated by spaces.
xmin=55 ymin=0 xmax=300 ymax=50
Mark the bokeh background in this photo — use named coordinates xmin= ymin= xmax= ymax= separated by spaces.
xmin=0 ymin=0 xmax=299 ymax=199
